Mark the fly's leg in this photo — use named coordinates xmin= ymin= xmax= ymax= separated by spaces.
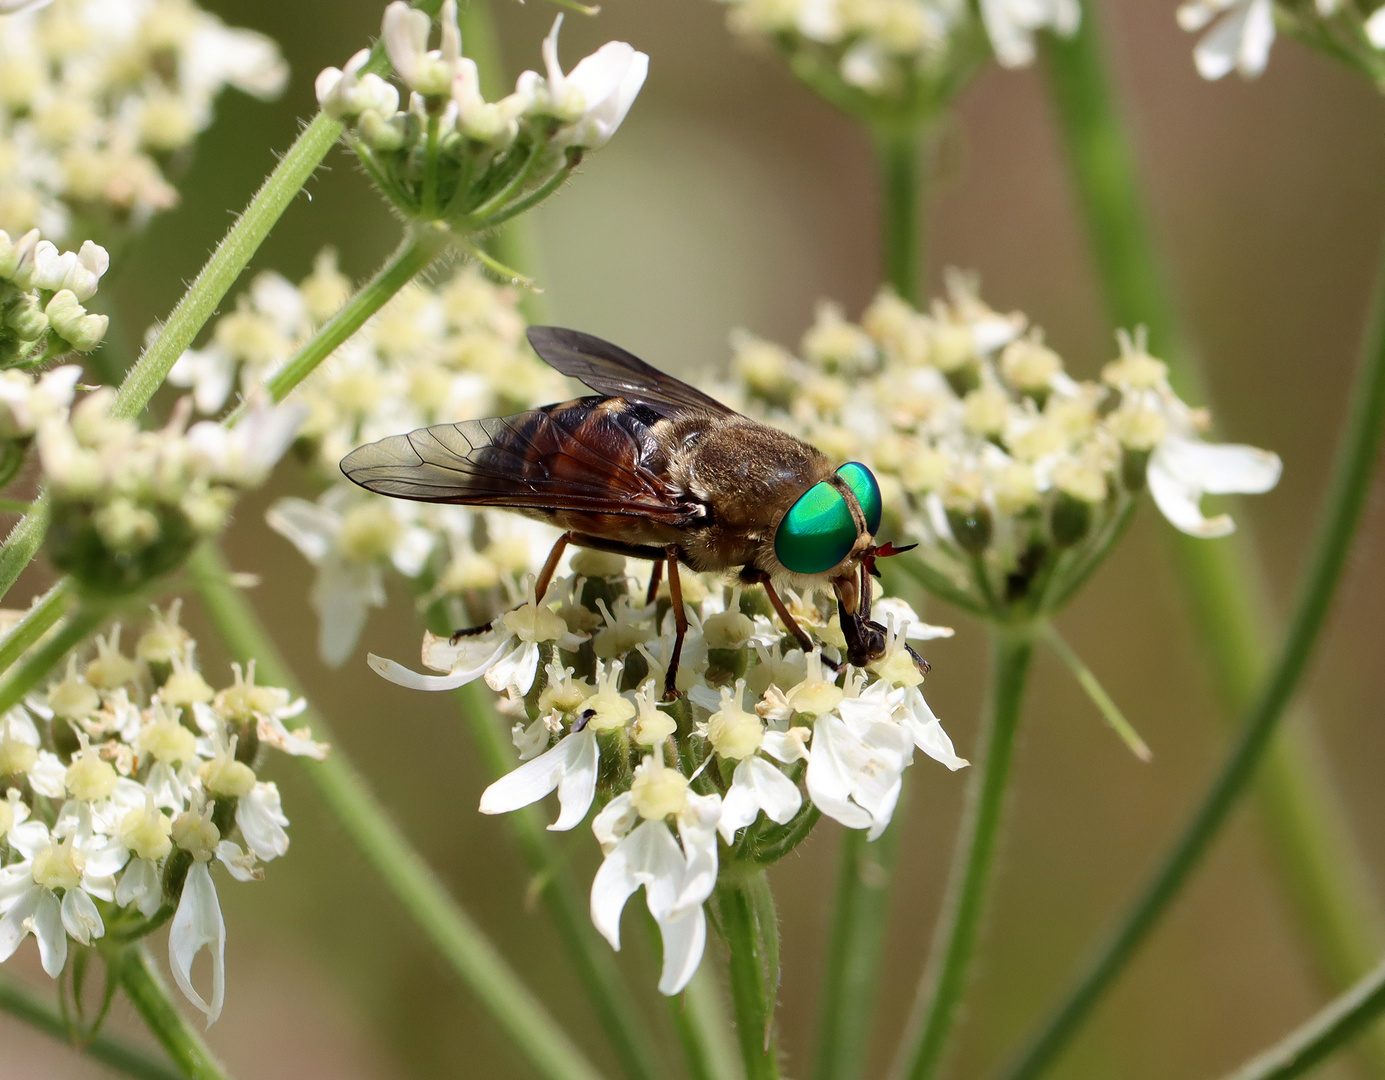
xmin=645 ymin=559 xmax=664 ymax=606
xmin=663 ymin=548 xmax=688 ymax=700
xmin=450 ymin=532 xmax=572 ymax=644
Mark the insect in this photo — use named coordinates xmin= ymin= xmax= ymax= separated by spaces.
xmin=340 ymin=326 xmax=925 ymax=697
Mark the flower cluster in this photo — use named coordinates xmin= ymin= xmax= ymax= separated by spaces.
xmin=1178 ymin=0 xmax=1385 ymax=81
xmin=713 ymin=0 xmax=1077 ymax=115
xmin=36 ymin=383 xmax=302 ymax=595
xmin=0 ymin=602 xmax=324 ymax=1023
xmin=317 ymin=1 xmax=647 ymax=232
xmin=371 ymin=552 xmax=964 ymax=994
xmin=0 ymin=0 xmax=287 ymax=241
xmin=0 ymin=228 xmax=108 ymax=367
xmin=724 ymin=275 xmax=1281 ymax=619
xmin=171 ymin=252 xmax=567 ymax=664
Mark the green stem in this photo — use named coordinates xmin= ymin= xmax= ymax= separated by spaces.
xmin=0 ymin=602 xmax=106 ymax=713
xmin=0 ymin=968 xmax=183 ymax=1080
xmin=672 ymin=962 xmax=746 ymax=1080
xmin=1217 ymin=957 xmax=1385 ymax=1080
xmin=188 ymin=545 xmax=607 ymax=1080
xmin=718 ymin=872 xmax=780 ymax=1080
xmin=813 ymin=807 xmax=904 ymax=1080
xmin=471 ymin=155 xmax=581 ymax=231
xmin=230 ymin=228 xmax=449 ymax=421
xmin=451 ymin=680 xmax=667 ymax=1080
xmin=0 ymin=493 xmax=49 ymax=603
xmin=995 ymin=227 xmax=1385 ymax=1080
xmin=873 ymin=129 xmax=924 ymax=302
xmin=119 ymin=946 xmax=230 ymax=1080
xmin=1043 ymin=624 xmax=1151 ymax=762
xmin=891 ymin=629 xmax=1033 ymax=1080
xmin=0 ymin=577 xmax=73 ymax=673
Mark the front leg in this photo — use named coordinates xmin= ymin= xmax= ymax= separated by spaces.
xmin=663 ymin=548 xmax=688 ymax=700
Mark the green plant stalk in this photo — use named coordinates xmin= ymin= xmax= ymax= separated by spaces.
xmin=118 ymin=946 xmax=230 ymax=1080
xmin=189 ymin=545 xmax=607 ymax=1080
xmin=718 ymin=872 xmax=780 ymax=1080
xmin=0 ymin=577 xmax=73 ymax=673
xmin=1043 ymin=624 xmax=1151 ymax=762
xmin=450 ymin=677 xmax=667 ymax=1080
xmin=996 ymin=98 xmax=1385 ymax=1078
xmin=874 ymin=129 xmax=924 ymax=303
xmin=1218 ymin=956 xmax=1385 ymax=1080
xmin=0 ymin=968 xmax=183 ymax=1080
xmin=0 ymin=494 xmax=49 ymax=604
xmin=673 ymin=961 xmax=746 ymax=1080
xmin=891 ymin=630 xmax=1034 ymax=1080
xmin=232 ymin=228 xmax=449 ymax=419
xmin=0 ymin=601 xmax=106 ymax=713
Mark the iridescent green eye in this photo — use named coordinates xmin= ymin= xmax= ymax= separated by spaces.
xmin=836 ymin=461 xmax=882 ymax=535
xmin=775 ymin=481 xmax=857 ymax=575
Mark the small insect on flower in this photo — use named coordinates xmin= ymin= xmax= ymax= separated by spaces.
xmin=341 ymin=328 xmax=926 ymax=697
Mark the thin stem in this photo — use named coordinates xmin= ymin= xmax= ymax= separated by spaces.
xmin=231 ymin=227 xmax=449 ymax=421
xmin=0 ymin=602 xmax=106 ymax=713
xmin=891 ymin=629 xmax=1033 ymax=1080
xmin=996 ymin=10 xmax=1385 ymax=1080
xmin=0 ymin=578 xmax=73 ymax=673
xmin=119 ymin=946 xmax=230 ymax=1080
xmin=0 ymin=968 xmax=183 ymax=1080
xmin=874 ymin=129 xmax=924 ymax=302
xmin=813 ymin=810 xmax=905 ymax=1080
xmin=672 ymin=962 xmax=746 ymax=1080
xmin=995 ymin=227 xmax=1385 ymax=1080
xmin=470 ymin=155 xmax=580 ymax=231
xmin=1217 ymin=956 xmax=1385 ymax=1080
xmin=451 ymin=681 xmax=667 ymax=1080
xmin=0 ymin=493 xmax=49 ymax=603
xmin=1043 ymin=624 xmax=1152 ymax=762
xmin=188 ymin=545 xmax=608 ymax=1080
xmin=718 ymin=872 xmax=780 ymax=1080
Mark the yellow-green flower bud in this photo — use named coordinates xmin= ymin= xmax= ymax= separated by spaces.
xmin=32 ymin=837 xmax=84 ymax=890
xmin=629 ymin=758 xmax=688 ymax=820
xmin=65 ymin=750 xmax=117 ymax=801
xmin=120 ymin=803 xmax=173 ymax=861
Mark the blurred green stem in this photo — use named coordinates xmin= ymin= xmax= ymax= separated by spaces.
xmin=228 ymin=227 xmax=450 ymax=425
xmin=0 ymin=968 xmax=182 ymax=1080
xmin=1218 ymin=956 xmax=1385 ymax=1080
xmin=190 ymin=544 xmax=608 ymax=1080
xmin=998 ymin=15 xmax=1385 ymax=1076
xmin=890 ymin=629 xmax=1033 ymax=1080
xmin=0 ymin=600 xmax=106 ymax=712
xmin=812 ymin=119 xmax=930 ymax=1080
xmin=719 ymin=871 xmax=780 ymax=1080
xmin=118 ymin=946 xmax=230 ymax=1080
xmin=672 ymin=962 xmax=746 ymax=1080
xmin=0 ymin=578 xmax=73 ymax=673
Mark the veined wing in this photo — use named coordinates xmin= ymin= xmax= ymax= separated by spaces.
xmin=527 ymin=326 xmax=736 ymax=418
xmin=340 ymin=402 xmax=697 ymax=523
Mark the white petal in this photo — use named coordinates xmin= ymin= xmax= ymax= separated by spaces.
xmin=33 ymin=889 xmax=66 ymax=977
xmin=654 ymin=905 xmax=706 ymax=996
xmin=0 ymin=885 xmax=40 ymax=963
xmin=760 ymin=728 xmax=811 ymax=765
xmin=1366 ymin=4 xmax=1385 ymax=47
xmin=1237 ymin=0 xmax=1276 ymax=75
xmin=485 ymin=640 xmax=540 ymax=696
xmin=28 ymin=751 xmax=66 ymax=798
xmin=264 ymin=498 xmax=336 ymax=563
xmin=61 ymin=888 xmax=104 ymax=945
xmin=591 ymin=792 xmax=636 ymax=855
xmin=368 ymin=653 xmax=492 ymax=691
xmin=236 ymin=783 xmax=290 ymax=861
xmin=590 ymin=819 xmax=683 ymax=951
xmin=805 ymin=716 xmax=874 ymax=831
xmin=313 ymin=560 xmax=380 ymax=667
xmin=478 ymin=728 xmax=596 ymax=830
xmin=215 ymin=841 xmax=262 ymax=883
xmin=902 ymin=688 xmax=969 ymax=771
xmin=169 ymin=862 xmax=225 ymax=1025
xmin=1148 ymin=436 xmax=1280 ymax=538
xmin=675 ymin=794 xmax=722 ymax=913
xmin=116 ymin=859 xmax=163 ymax=918
xmin=84 ymin=836 xmax=131 ymax=878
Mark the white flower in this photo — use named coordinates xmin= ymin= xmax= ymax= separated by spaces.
xmin=169 ymin=860 xmax=225 ymax=1025
xmin=589 ymin=758 xmax=721 ymax=995
xmin=0 ymin=823 xmax=113 ymax=978
xmin=0 ymin=706 xmax=66 ymax=798
xmin=316 ymin=49 xmax=400 ymax=120
xmin=382 ymin=0 xmax=465 ymax=96
xmin=185 ymin=400 xmax=305 ymax=487
xmin=28 ymin=239 xmax=108 ymax=301
xmin=1147 ymin=434 xmax=1282 ymax=538
xmin=540 ymin=15 xmax=649 ymax=149
xmin=368 ymin=576 xmax=585 ymax=694
xmin=980 ymin=0 xmax=1081 ymax=68
xmin=719 ymin=740 xmax=807 ymax=845
xmin=1177 ymin=0 xmax=1275 ymax=79
xmin=805 ymin=680 xmax=914 ymax=840
xmin=0 ymin=364 xmax=80 ymax=439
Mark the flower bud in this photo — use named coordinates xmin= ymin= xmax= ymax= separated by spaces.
xmin=629 ymin=756 xmax=688 ymax=820
xmin=66 ymin=750 xmax=117 ymax=801
xmin=121 ymin=802 xmax=173 ymax=861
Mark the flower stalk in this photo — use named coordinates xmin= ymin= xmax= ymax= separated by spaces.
xmin=118 ymin=946 xmax=231 ymax=1080
xmin=891 ymin=629 xmax=1034 ymax=1080
xmin=996 ymin=174 xmax=1385 ymax=1080
xmin=0 ymin=968 xmax=182 ymax=1080
xmin=189 ymin=544 xmax=607 ymax=1080
xmin=718 ymin=871 xmax=781 ymax=1080
xmin=0 ymin=600 xmax=107 ymax=713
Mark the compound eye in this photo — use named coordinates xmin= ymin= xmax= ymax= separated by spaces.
xmin=774 ymin=481 xmax=857 ymax=575
xmin=836 ymin=461 xmax=882 ymax=535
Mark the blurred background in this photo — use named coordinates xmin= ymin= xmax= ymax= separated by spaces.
xmin=5 ymin=0 xmax=1385 ymax=1077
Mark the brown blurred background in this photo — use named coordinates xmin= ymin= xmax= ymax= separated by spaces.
xmin=5 ymin=0 xmax=1385 ymax=1077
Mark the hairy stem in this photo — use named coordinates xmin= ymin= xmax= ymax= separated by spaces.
xmin=0 ymin=601 xmax=106 ymax=713
xmin=119 ymin=946 xmax=230 ymax=1080
xmin=0 ymin=578 xmax=73 ymax=673
xmin=718 ymin=872 xmax=780 ymax=1080
xmin=997 ymin=109 xmax=1385 ymax=1080
xmin=1218 ymin=957 xmax=1385 ymax=1080
xmin=189 ymin=545 xmax=607 ymax=1080
xmin=891 ymin=629 xmax=1033 ymax=1080
xmin=0 ymin=968 xmax=182 ymax=1080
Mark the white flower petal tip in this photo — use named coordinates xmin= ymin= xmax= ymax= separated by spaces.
xmin=1181 ymin=0 xmax=1275 ymax=79
xmin=366 ymin=652 xmax=483 ymax=691
xmin=170 ymin=862 xmax=226 ymax=1026
xmin=1148 ymin=436 xmax=1281 ymax=539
